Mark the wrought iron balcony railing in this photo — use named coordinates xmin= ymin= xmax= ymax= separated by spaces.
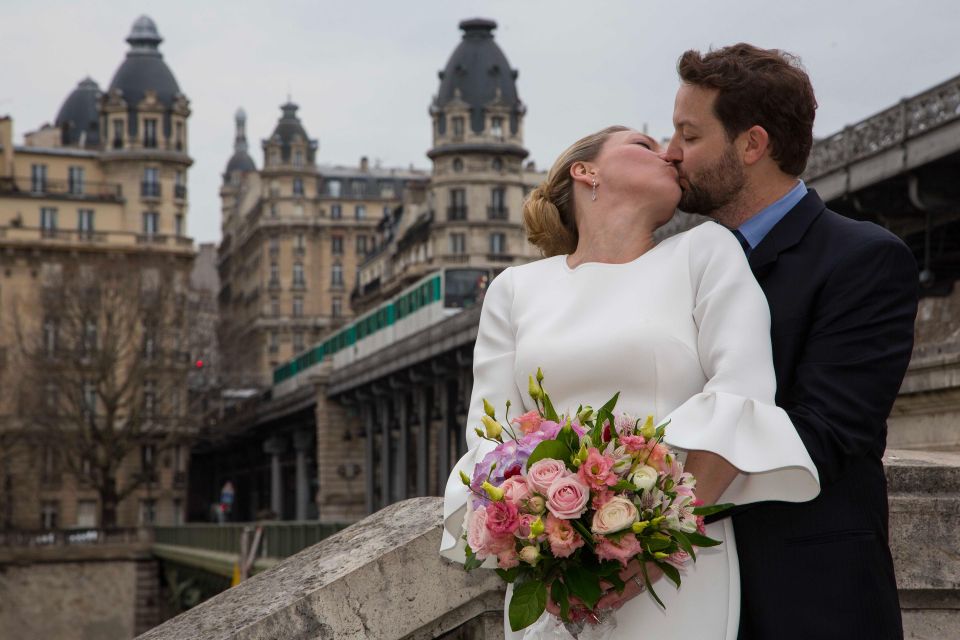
xmin=0 ymin=177 xmax=122 ymax=201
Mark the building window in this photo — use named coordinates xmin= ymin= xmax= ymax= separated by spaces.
xmin=141 ymin=443 xmax=156 ymax=474
xmin=293 ymin=296 xmax=303 ymax=317
xmin=270 ymin=295 xmax=280 ymax=316
xmin=293 ymin=177 xmax=304 ymax=196
xmin=83 ymin=380 xmax=96 ymax=421
xmin=175 ymin=121 xmax=184 ymax=151
xmin=41 ymin=501 xmax=59 ymax=529
xmin=449 ymin=233 xmax=466 ymax=255
xmin=383 ymin=205 xmax=392 ymax=219
xmin=294 ymin=149 xmax=303 ymax=167
xmin=293 ymin=331 xmax=304 ymax=352
xmin=31 ymin=164 xmax=47 ymax=193
xmin=269 ymin=331 xmax=279 ymax=353
xmin=452 ymin=116 xmax=465 ymax=138
xmin=355 ymin=204 xmax=366 ymax=220
xmin=143 ymin=118 xmax=158 ymax=148
xmin=144 ymin=381 xmax=156 ymax=418
xmin=68 ymin=166 xmax=85 ymax=195
xmin=491 ymin=116 xmax=504 ymax=139
xmin=78 ymin=209 xmax=95 ymax=237
xmin=270 ymin=202 xmax=278 ymax=217
xmin=174 ymin=171 xmax=186 ymax=199
xmin=139 ymin=499 xmax=157 ymax=526
xmin=492 ymin=157 xmax=503 ymax=171
xmin=293 ymin=262 xmax=305 ymax=287
xmin=142 ymin=167 xmax=160 ymax=197
xmin=41 ymin=446 xmax=58 ymax=484
xmin=448 ymin=189 xmax=466 ymax=220
xmin=40 ymin=207 xmax=58 ymax=237
xmin=294 ymin=233 xmax=305 ymax=252
xmin=76 ymin=500 xmax=97 ymax=528
xmin=82 ymin=318 xmax=97 ymax=355
xmin=380 ymin=182 xmax=395 ymax=198
xmin=43 ymin=317 xmax=58 ymax=357
xmin=269 ymin=237 xmax=280 ymax=256
xmin=142 ymin=212 xmax=159 ymax=236
xmin=175 ymin=214 xmax=184 ymax=237
xmin=452 ymin=157 xmax=463 ymax=173
xmin=490 ymin=232 xmax=507 ymax=255
xmin=331 ymin=263 xmax=343 ymax=287
xmin=332 ymin=297 xmax=342 ymax=318
xmin=489 ymin=187 xmax=507 ymax=219
xmin=270 ymin=149 xmax=279 ymax=166
xmin=330 ymin=203 xmax=342 ymax=219
xmin=356 ymin=235 xmax=368 ymax=254
xmin=270 ymin=262 xmax=280 ymax=286
xmin=331 ymin=235 xmax=343 ymax=255
xmin=173 ymin=499 xmax=184 ymax=525
xmin=112 ymin=119 xmax=124 ymax=148
xmin=327 ymin=180 xmax=341 ymax=197
xmin=352 ymin=181 xmax=365 ymax=198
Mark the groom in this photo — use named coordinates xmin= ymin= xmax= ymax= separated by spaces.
xmin=662 ymin=44 xmax=918 ymax=639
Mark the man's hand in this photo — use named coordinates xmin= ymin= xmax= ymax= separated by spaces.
xmin=595 ymin=560 xmax=663 ymax=611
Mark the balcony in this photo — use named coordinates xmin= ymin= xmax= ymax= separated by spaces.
xmin=136 ymin=233 xmax=169 ymax=245
xmin=141 ymin=182 xmax=162 ymax=199
xmin=486 ymin=253 xmax=514 ymax=263
xmin=487 ymin=206 xmax=508 ymax=220
xmin=174 ymin=184 xmax=187 ymax=200
xmin=446 ymin=206 xmax=468 ymax=221
xmin=0 ymin=176 xmax=123 ymax=202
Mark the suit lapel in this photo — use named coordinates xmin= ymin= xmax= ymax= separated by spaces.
xmin=748 ymin=189 xmax=827 ymax=276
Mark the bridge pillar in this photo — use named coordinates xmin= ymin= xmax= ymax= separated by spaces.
xmin=361 ymin=400 xmax=376 ymax=514
xmin=263 ymin=436 xmax=286 ymax=518
xmin=376 ymin=395 xmax=391 ymax=508
xmin=292 ymin=430 xmax=313 ymax=521
xmin=415 ymin=385 xmax=431 ymax=497
xmin=393 ymin=389 xmax=409 ymax=502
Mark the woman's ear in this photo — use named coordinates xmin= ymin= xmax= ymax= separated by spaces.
xmin=569 ymin=161 xmax=596 ymax=188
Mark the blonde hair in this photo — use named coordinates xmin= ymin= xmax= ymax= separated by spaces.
xmin=522 ymin=125 xmax=630 ymax=257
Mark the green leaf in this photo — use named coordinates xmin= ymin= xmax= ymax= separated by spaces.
xmin=551 ymin=579 xmax=570 ymax=622
xmin=599 ymin=391 xmax=621 ymax=415
xmin=656 ymin=560 xmax=681 ymax=588
xmin=691 ymin=502 xmax=734 ymax=517
xmin=564 ymin=566 xmax=602 ymax=610
xmin=558 ymin=426 xmax=580 ymax=453
xmin=570 ymin=519 xmax=596 ymax=551
xmin=670 ymin=530 xmax=697 ymax=562
xmin=685 ymin=531 xmax=723 ymax=548
xmin=644 ymin=535 xmax=672 ymax=552
xmin=525 ymin=440 xmax=572 ymax=472
xmin=496 ymin=567 xmax=520 ymax=583
xmin=611 ymin=480 xmax=635 ymax=492
xmin=509 ymin=580 xmax=547 ymax=632
xmin=463 ymin=544 xmax=483 ymax=571
xmin=541 ymin=392 xmax=560 ymax=422
xmin=640 ymin=560 xmax=665 ymax=609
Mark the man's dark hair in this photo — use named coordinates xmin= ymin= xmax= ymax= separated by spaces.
xmin=678 ymin=43 xmax=817 ymax=176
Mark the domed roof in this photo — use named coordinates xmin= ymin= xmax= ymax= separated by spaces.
xmin=225 ymin=108 xmax=256 ymax=175
xmin=107 ymin=15 xmax=182 ymax=109
xmin=266 ymin=102 xmax=317 ymax=164
xmin=434 ymin=18 xmax=522 ymax=133
xmin=55 ymin=77 xmax=101 ymax=147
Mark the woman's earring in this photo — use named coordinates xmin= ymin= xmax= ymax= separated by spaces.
xmin=591 ymin=177 xmax=597 ymax=202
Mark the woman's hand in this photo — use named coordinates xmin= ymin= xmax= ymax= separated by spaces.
xmin=595 ymin=559 xmax=663 ymax=611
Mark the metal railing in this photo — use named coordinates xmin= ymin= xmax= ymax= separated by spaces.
xmin=141 ymin=182 xmax=162 ymax=198
xmin=487 ymin=206 xmax=508 ymax=220
xmin=152 ymin=521 xmax=346 ymax=559
xmin=446 ymin=206 xmax=468 ymax=220
xmin=0 ymin=176 xmax=123 ymax=201
xmin=0 ymin=527 xmax=146 ymax=548
xmin=805 ymin=72 xmax=960 ymax=179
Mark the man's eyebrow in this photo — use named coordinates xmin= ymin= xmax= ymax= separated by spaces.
xmin=674 ymin=119 xmax=697 ymax=129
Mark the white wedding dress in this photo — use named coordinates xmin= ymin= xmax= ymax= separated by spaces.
xmin=440 ymin=221 xmax=820 ymax=639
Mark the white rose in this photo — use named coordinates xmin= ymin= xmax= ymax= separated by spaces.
xmin=591 ymin=496 xmax=639 ymax=535
xmin=629 ymin=465 xmax=659 ymax=492
xmin=519 ymin=545 xmax=541 ymax=565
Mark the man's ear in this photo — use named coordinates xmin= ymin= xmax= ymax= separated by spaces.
xmin=741 ymin=125 xmax=771 ymax=166
xmin=569 ymin=161 xmax=596 ymax=187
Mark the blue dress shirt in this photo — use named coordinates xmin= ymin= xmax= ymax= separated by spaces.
xmin=735 ymin=180 xmax=808 ymax=255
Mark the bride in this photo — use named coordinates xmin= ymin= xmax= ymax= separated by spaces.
xmin=440 ymin=126 xmax=820 ymax=638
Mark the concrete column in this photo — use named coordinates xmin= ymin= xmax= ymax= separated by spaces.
xmin=395 ymin=391 xmax=408 ymax=501
xmin=361 ymin=401 xmax=375 ymax=515
xmin=292 ymin=430 xmax=313 ymax=521
xmin=415 ymin=386 xmax=430 ymax=496
xmin=378 ymin=396 xmax=391 ymax=508
xmin=437 ymin=380 xmax=450 ymax=494
xmin=263 ymin=436 xmax=286 ymax=519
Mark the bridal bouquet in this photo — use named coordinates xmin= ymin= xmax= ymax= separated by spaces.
xmin=459 ymin=369 xmax=730 ymax=634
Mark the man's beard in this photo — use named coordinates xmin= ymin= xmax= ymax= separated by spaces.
xmin=677 ymin=145 xmax=746 ymax=218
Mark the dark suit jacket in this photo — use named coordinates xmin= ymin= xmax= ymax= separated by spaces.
xmin=732 ymin=190 xmax=918 ymax=640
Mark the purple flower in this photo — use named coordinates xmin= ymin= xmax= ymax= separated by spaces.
xmin=470 ymin=438 xmax=536 ymax=509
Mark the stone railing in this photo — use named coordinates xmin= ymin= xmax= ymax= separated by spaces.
xmin=805 ymin=72 xmax=960 ymax=179
xmin=139 ymin=451 xmax=960 ymax=640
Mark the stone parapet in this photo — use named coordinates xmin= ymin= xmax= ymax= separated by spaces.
xmin=139 ymin=452 xmax=960 ymax=640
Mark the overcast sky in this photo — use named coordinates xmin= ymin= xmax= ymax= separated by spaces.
xmin=2 ymin=0 xmax=959 ymax=244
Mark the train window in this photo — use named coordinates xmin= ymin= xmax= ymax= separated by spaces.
xmin=444 ymin=269 xmax=490 ymax=308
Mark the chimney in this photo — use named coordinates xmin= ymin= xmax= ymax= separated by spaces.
xmin=360 ymin=156 xmax=369 ymax=172
xmin=0 ymin=117 xmax=13 ymax=177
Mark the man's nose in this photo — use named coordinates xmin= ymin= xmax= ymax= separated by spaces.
xmin=660 ymin=142 xmax=682 ymax=164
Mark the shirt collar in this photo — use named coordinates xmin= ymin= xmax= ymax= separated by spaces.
xmin=737 ymin=180 xmax=808 ymax=250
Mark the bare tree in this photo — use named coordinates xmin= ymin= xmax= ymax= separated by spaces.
xmin=13 ymin=259 xmax=192 ymax=528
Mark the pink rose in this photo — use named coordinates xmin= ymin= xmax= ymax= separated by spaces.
xmin=595 ymin=533 xmax=642 ymax=567
xmin=578 ymin=447 xmax=617 ymax=490
xmin=511 ymin=410 xmax=544 ymax=435
xmin=486 ymin=500 xmax=521 ymax=536
xmin=591 ymin=496 xmax=638 ymax=535
xmin=501 ymin=476 xmax=532 ymax=507
xmin=546 ymin=475 xmax=590 ymax=520
xmin=545 ymin=514 xmax=585 ymax=558
xmin=497 ymin=548 xmax=520 ymax=569
xmin=527 ymin=458 xmax=569 ymax=495
xmin=619 ymin=434 xmax=647 ymax=453
xmin=467 ymin=506 xmax=514 ymax=558
xmin=665 ymin=549 xmax=690 ymax=569
xmin=515 ymin=513 xmax=546 ymax=542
